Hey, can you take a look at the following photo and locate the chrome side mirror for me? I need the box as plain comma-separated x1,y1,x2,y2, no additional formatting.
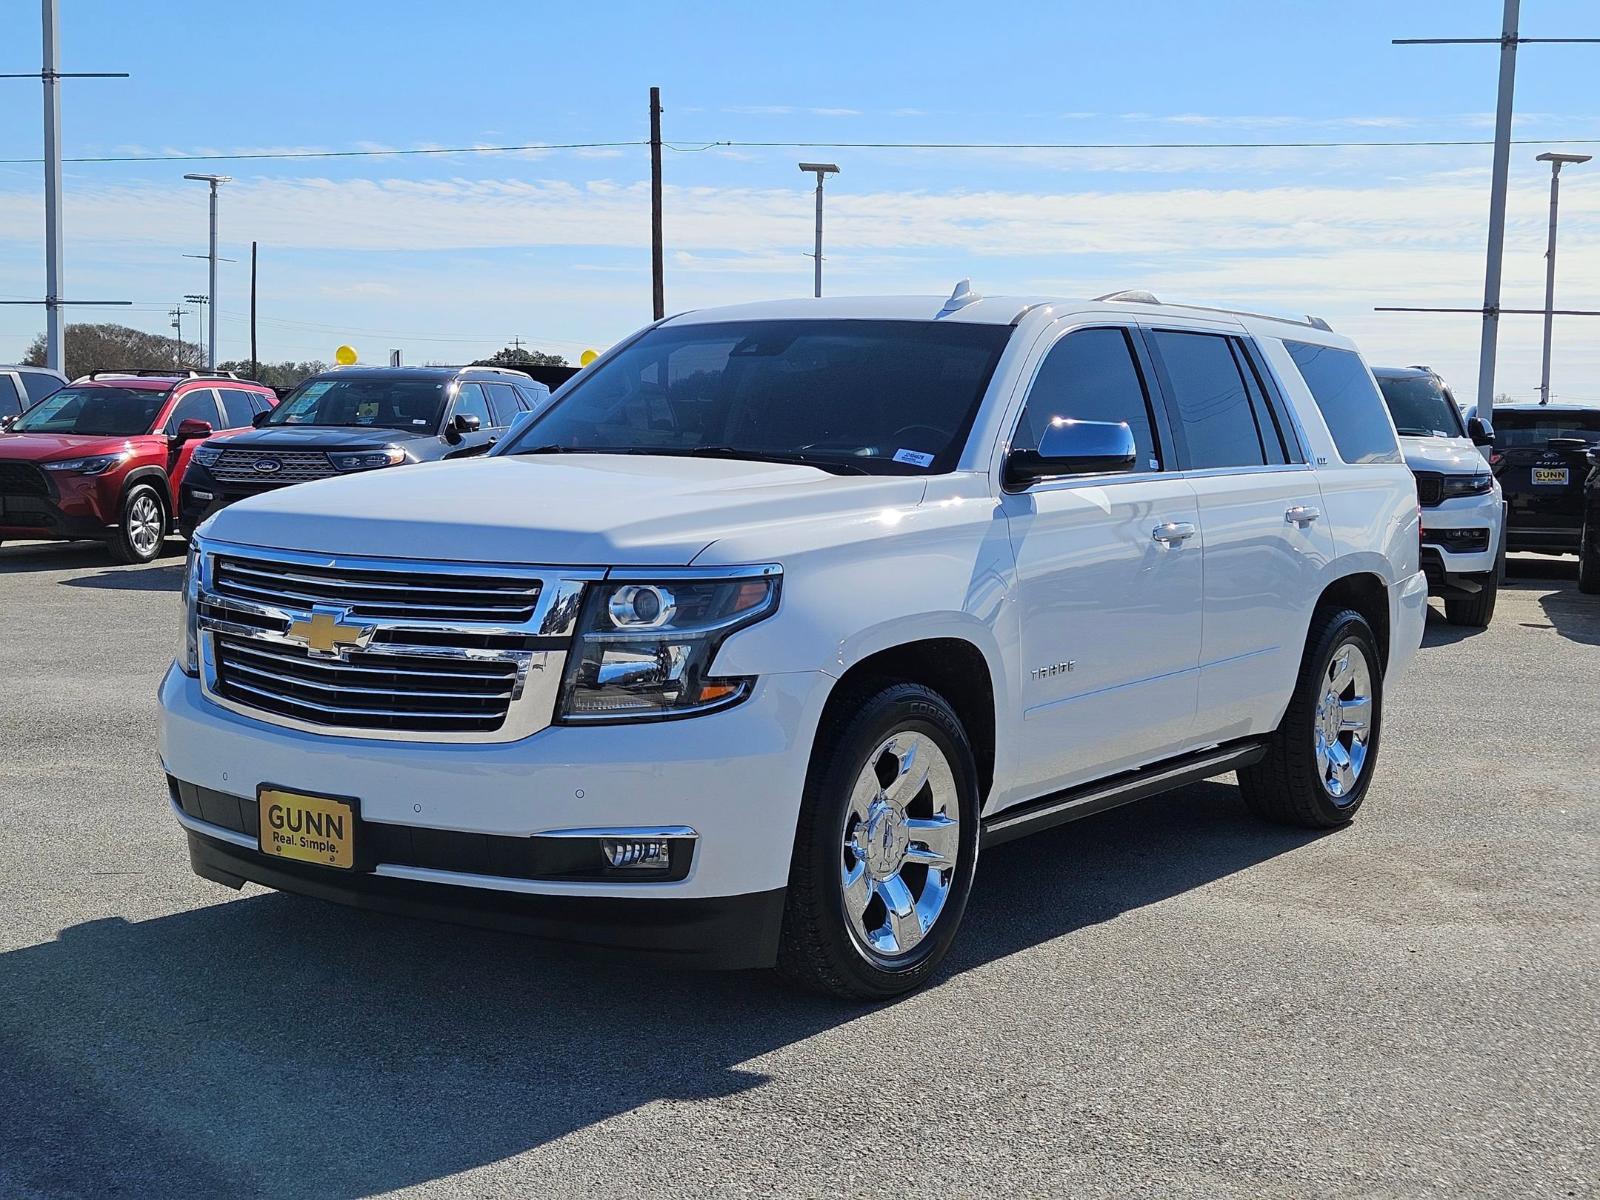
1005,418,1137,489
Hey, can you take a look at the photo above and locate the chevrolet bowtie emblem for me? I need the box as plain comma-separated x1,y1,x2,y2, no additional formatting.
287,607,372,656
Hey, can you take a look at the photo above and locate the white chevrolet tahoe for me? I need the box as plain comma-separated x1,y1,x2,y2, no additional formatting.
1373,365,1505,627
160,287,1428,999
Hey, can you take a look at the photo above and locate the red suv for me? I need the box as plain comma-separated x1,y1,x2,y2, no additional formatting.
0,371,276,562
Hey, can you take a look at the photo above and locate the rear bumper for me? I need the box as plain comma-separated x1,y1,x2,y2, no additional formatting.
184,823,786,969
1505,525,1581,554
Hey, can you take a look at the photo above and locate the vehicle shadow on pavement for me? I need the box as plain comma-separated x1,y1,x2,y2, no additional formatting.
0,539,185,579
59,562,185,592
1503,556,1598,647
0,782,1320,1199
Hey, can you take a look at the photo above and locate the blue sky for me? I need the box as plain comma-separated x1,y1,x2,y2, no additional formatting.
2,0,1598,398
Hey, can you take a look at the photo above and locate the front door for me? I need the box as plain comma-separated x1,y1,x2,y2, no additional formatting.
1000,324,1203,802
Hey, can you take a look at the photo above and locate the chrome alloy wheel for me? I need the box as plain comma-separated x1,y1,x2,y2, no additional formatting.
839,731,961,961
126,492,164,558
1314,639,1374,802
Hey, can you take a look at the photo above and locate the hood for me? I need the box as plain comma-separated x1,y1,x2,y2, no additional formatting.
202,453,931,566
0,430,143,461
215,424,438,450
1399,435,1486,474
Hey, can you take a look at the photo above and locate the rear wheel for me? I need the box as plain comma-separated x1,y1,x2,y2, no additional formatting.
110,484,166,564
1239,606,1383,829
776,683,980,1001
1579,519,1600,595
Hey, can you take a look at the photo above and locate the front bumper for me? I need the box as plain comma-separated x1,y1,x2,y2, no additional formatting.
0,472,115,538
1418,491,1503,586
159,663,832,949
178,465,276,533
183,824,786,969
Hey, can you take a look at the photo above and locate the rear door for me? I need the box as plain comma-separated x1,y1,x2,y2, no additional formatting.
999,321,1203,799
1142,322,1335,743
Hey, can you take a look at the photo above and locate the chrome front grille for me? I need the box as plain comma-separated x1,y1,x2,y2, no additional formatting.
210,448,337,484
194,540,596,743
213,555,542,623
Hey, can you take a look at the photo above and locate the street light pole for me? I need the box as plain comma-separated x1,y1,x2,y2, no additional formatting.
798,162,839,298
183,173,230,369
41,0,64,371
1536,151,1590,405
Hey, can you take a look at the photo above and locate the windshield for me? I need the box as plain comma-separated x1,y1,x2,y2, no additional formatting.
1492,409,1600,448
11,386,165,436
502,319,1013,474
1376,375,1465,438
266,377,447,431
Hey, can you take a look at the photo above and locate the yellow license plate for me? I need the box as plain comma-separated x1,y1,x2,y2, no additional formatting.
258,788,355,870
1532,467,1568,485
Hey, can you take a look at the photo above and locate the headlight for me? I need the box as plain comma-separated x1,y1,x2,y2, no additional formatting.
178,541,202,676
1439,471,1493,500
328,447,406,471
558,569,781,722
43,452,129,475
190,445,223,467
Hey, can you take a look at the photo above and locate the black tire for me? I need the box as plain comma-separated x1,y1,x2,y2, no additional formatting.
109,483,167,564
776,682,981,1001
1443,572,1498,627
1238,606,1384,829
1579,519,1600,595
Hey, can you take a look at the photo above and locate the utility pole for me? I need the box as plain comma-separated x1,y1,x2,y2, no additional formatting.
250,240,259,380
183,174,230,369
169,306,185,367
1535,152,1589,405
184,294,208,368
650,86,664,321
798,163,840,297
1389,2,1600,421
0,0,129,371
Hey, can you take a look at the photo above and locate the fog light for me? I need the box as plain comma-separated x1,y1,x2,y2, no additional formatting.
191,490,214,502
601,838,671,870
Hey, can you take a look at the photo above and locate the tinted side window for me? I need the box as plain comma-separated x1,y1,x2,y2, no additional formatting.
20,370,63,403
218,388,258,429
249,391,274,415
517,384,550,411
1231,342,1287,465
164,388,222,433
0,374,22,418
1151,330,1266,469
484,383,521,426
1283,341,1402,464
452,382,492,428
1013,327,1161,470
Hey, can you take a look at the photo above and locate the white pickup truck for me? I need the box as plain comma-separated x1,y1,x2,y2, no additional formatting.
160,287,1427,999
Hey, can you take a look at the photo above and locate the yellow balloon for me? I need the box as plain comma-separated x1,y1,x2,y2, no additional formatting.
580,349,599,367
334,344,358,366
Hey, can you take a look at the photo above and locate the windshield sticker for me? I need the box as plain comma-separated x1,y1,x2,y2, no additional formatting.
893,448,935,467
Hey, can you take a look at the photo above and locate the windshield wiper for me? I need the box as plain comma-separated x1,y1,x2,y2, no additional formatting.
677,445,870,475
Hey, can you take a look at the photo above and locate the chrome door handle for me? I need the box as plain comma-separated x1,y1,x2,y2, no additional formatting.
1285,505,1321,526
1152,521,1197,545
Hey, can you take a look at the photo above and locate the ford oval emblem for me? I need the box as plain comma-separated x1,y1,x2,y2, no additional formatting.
253,457,282,475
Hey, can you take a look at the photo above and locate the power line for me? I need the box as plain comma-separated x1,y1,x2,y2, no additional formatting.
5,135,1600,166
0,140,647,164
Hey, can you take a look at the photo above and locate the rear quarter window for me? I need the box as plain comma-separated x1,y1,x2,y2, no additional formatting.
1283,341,1402,465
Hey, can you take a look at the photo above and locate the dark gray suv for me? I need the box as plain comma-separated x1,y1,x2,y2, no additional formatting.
177,365,549,537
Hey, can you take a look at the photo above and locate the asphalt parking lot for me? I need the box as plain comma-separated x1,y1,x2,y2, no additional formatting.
0,539,1595,1200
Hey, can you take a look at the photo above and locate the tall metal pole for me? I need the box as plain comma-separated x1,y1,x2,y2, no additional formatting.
813,173,824,298
41,0,64,372
250,240,258,380
649,86,664,321
1474,0,1520,424
206,180,218,369
1539,161,1562,405
798,163,839,298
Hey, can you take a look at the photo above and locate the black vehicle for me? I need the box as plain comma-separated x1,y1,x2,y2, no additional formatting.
1580,444,1600,594
178,365,549,537
1479,401,1600,562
